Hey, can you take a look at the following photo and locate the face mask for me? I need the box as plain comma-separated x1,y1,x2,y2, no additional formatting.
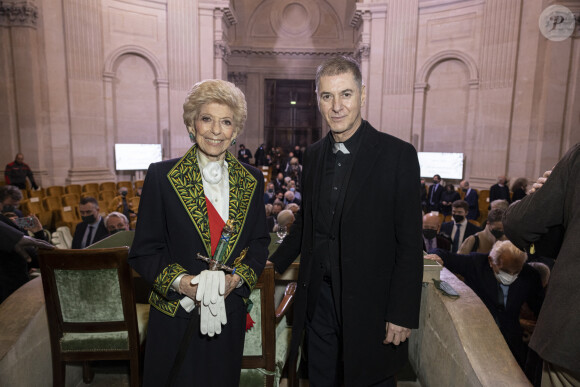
2,205,15,213
422,229,437,240
121,191,128,197
268,189,274,193
494,270,518,286
453,214,465,223
290,188,295,192
82,214,96,224
490,229,504,240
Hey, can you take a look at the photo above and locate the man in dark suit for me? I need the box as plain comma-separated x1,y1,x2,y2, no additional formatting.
460,180,480,220
440,200,481,253
427,174,443,212
237,144,252,164
504,143,580,385
270,56,423,386
71,197,108,249
489,175,511,207
426,241,543,368
422,212,451,252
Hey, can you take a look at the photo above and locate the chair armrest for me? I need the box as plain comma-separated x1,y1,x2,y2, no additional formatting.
275,282,297,324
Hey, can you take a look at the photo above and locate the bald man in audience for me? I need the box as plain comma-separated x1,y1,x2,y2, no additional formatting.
274,209,295,232
104,211,130,234
425,240,543,369
489,175,511,208
422,212,451,252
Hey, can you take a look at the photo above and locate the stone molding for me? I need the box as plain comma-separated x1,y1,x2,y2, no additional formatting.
228,71,247,86
103,44,167,82
215,40,231,60
0,1,38,28
230,48,354,57
416,49,479,86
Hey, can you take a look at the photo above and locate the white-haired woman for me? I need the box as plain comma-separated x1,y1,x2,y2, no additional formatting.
129,79,269,386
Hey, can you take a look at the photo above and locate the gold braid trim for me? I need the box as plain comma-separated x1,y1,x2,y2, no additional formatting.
233,248,258,291
149,263,187,317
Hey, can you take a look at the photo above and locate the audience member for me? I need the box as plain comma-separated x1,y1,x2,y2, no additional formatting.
287,180,301,201
264,182,275,204
2,211,49,272
420,178,428,212
489,175,511,207
271,200,283,219
254,144,267,166
0,216,53,303
440,200,481,253
4,153,39,190
285,157,302,186
460,180,479,220
237,144,252,164
511,177,528,202
440,183,460,217
458,208,506,254
105,211,130,234
503,143,580,386
265,203,275,232
108,186,133,219
293,145,303,164
283,190,300,206
72,197,108,249
0,185,24,217
425,240,544,368
422,212,451,252
285,203,300,214
272,172,286,193
491,199,509,212
427,174,443,212
274,209,295,232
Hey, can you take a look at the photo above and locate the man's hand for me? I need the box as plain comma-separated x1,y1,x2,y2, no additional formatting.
13,235,53,263
178,274,198,300
384,322,411,345
424,254,443,265
26,215,43,233
529,170,552,194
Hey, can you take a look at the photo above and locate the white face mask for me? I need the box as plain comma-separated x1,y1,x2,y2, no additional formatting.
494,270,518,286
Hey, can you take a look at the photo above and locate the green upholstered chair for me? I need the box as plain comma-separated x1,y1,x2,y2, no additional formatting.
240,263,298,387
38,247,149,387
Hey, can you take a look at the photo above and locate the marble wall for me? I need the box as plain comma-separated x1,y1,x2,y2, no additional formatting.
0,0,578,189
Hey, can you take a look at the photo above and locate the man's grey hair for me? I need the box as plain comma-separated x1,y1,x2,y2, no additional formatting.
489,240,527,265
105,211,129,226
315,56,363,93
0,185,23,202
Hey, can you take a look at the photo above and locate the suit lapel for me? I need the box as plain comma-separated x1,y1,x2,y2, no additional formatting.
342,125,381,216
224,151,257,264
167,145,212,257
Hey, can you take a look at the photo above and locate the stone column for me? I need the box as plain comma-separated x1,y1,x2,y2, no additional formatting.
0,0,48,185
198,2,236,80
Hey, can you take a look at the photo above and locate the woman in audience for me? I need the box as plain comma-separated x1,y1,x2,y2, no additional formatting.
458,208,507,254
129,79,269,386
440,183,460,217
511,177,528,201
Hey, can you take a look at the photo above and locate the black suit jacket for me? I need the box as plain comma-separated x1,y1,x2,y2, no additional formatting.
434,249,543,365
270,122,423,385
440,220,480,245
463,188,480,220
489,183,511,205
427,183,444,211
71,218,109,249
0,218,29,303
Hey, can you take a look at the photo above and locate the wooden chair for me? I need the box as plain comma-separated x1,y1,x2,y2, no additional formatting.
27,188,45,199
38,247,149,387
46,185,65,197
81,191,98,199
82,183,99,193
99,190,116,205
99,181,116,192
468,219,481,228
134,180,145,190
64,184,82,196
240,263,297,387
129,196,140,214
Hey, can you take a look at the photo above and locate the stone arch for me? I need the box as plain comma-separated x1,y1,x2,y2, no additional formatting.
417,50,478,86
103,45,167,81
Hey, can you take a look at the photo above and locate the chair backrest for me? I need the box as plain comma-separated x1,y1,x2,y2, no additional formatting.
64,184,82,195
61,193,80,207
82,183,99,193
46,185,65,197
38,247,140,361
99,190,116,204
99,182,116,192
134,180,145,190
28,188,45,199
43,195,63,212
129,196,140,214
241,264,276,380
82,191,98,199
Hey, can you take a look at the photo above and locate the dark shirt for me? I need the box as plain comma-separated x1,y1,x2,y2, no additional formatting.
4,161,38,190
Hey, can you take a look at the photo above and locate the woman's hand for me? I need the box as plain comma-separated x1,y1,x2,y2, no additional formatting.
224,274,242,298
178,274,198,300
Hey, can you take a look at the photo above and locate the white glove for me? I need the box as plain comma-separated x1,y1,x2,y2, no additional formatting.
191,270,227,336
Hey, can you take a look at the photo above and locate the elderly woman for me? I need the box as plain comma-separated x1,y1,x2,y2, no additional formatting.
129,79,269,386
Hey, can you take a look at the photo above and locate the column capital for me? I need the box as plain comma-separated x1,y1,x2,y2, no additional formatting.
0,1,38,28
